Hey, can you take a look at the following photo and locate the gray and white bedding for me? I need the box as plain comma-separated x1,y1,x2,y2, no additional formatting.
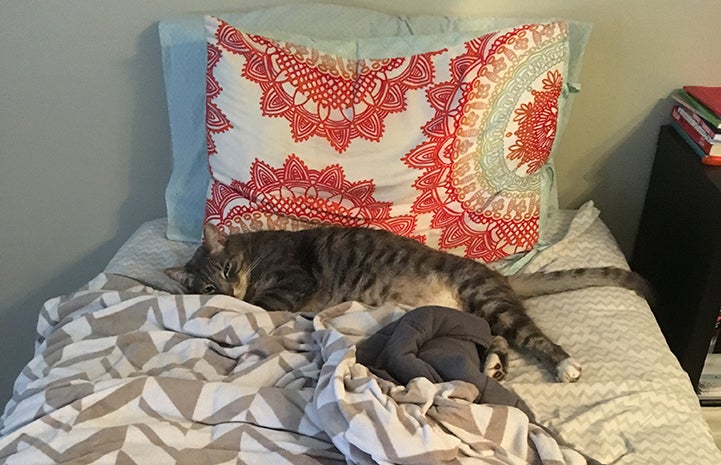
1,203,719,464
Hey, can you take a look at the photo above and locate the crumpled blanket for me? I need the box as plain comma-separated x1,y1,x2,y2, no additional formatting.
356,305,533,417
90,207,721,465
314,301,589,465
0,274,589,465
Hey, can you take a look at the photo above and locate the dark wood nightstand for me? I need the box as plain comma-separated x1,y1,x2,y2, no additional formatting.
631,125,721,393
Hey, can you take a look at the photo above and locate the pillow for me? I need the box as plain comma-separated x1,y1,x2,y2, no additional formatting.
158,4,591,244
203,16,570,262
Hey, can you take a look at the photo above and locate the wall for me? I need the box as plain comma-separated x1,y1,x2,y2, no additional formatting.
1,0,720,409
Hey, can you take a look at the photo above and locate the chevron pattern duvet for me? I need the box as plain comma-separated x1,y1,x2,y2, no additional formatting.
1,203,719,464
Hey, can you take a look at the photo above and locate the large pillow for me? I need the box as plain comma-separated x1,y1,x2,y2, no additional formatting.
158,4,591,245
204,16,570,262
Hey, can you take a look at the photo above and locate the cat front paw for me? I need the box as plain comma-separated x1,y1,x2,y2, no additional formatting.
556,357,582,383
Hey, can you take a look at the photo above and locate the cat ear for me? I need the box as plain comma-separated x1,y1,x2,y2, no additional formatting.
203,223,227,255
164,266,193,289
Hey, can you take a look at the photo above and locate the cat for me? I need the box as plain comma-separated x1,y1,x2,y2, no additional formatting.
165,223,652,383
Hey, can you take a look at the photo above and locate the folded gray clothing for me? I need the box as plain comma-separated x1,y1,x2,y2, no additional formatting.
355,305,533,418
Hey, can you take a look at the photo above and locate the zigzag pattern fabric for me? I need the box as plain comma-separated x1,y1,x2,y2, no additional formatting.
1,204,719,464
0,276,586,464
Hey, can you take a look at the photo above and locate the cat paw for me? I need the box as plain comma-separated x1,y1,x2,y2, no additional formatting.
483,353,507,381
556,357,582,383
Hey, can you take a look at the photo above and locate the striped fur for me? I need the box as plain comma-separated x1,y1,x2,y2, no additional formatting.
165,224,651,382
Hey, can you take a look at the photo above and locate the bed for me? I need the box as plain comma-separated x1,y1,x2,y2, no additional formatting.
1,4,720,465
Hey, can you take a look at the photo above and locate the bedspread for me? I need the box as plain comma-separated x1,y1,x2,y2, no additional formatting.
2,203,721,464
0,274,587,464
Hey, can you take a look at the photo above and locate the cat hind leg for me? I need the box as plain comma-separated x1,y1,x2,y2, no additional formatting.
488,304,582,383
556,357,582,383
483,335,509,381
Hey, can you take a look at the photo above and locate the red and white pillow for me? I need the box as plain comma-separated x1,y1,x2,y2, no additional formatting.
203,16,569,262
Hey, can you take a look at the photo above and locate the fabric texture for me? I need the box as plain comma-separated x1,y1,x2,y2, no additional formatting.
158,4,592,243
0,206,717,463
356,305,533,416
103,205,721,464
0,275,587,465
204,16,570,262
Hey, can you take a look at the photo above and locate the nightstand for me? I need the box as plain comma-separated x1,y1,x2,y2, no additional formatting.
631,125,721,393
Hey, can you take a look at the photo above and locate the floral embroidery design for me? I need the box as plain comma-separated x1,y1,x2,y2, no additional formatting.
403,23,567,261
507,70,563,174
205,17,568,262
205,154,419,238
209,18,440,153
206,43,232,156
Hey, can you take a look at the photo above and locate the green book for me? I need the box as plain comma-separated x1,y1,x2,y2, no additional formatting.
672,89,721,129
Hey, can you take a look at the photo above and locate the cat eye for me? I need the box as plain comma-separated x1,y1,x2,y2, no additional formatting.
200,284,216,294
223,262,233,278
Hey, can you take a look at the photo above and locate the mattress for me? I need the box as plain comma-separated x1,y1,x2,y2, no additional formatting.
0,203,719,464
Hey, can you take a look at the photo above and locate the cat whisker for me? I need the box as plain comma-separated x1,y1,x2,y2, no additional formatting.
247,253,267,276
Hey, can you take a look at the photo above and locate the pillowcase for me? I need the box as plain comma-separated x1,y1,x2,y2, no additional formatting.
203,16,570,262
158,4,591,244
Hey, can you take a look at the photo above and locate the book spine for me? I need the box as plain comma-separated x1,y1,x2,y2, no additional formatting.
669,121,713,162
676,106,719,145
685,106,721,141
672,90,721,129
671,106,720,156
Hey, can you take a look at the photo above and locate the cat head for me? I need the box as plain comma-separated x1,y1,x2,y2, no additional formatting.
164,223,250,298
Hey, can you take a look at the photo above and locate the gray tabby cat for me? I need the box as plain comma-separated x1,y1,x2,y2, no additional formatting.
165,224,652,383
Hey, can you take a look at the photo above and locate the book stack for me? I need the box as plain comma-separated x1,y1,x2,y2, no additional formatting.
670,86,721,166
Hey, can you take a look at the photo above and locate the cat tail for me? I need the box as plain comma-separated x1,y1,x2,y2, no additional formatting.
506,266,656,307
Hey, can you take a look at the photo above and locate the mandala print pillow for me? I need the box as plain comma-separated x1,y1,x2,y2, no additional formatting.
204,16,569,262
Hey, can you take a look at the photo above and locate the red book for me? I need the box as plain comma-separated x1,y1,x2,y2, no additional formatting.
685,105,721,141
671,105,721,156
684,85,721,116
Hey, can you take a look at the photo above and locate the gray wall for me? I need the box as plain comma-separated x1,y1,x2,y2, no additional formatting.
2,0,721,409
